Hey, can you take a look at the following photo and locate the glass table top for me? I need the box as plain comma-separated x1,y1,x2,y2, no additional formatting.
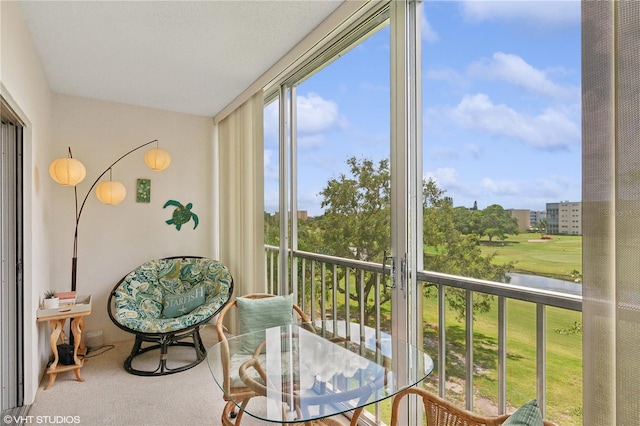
208,321,434,424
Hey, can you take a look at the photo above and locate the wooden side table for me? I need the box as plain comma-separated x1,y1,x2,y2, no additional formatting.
37,302,92,389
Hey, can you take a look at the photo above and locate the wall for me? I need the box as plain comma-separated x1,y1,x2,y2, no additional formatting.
1,0,339,400
508,209,531,232
1,0,54,405
2,1,217,403
50,94,215,344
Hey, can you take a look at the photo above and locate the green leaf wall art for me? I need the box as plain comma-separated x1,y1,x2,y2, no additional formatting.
136,178,151,203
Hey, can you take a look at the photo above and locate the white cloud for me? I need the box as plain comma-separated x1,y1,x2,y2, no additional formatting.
425,167,483,202
425,167,460,189
449,93,579,150
263,101,279,143
481,178,519,195
468,52,579,101
422,9,439,43
532,175,578,199
297,191,323,216
264,93,348,151
516,175,581,209
263,190,279,214
297,92,346,135
424,66,468,88
298,134,326,150
460,0,580,28
263,149,278,180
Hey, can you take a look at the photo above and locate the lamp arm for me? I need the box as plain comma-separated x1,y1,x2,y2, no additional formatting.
70,139,158,291
74,139,158,227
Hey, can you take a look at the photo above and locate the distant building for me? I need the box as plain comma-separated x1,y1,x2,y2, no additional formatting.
546,201,582,235
507,209,530,232
530,210,546,228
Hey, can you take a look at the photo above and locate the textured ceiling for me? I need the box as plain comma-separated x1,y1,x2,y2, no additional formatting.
18,1,344,117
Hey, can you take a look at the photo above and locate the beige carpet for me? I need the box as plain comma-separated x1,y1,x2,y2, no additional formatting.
27,325,276,426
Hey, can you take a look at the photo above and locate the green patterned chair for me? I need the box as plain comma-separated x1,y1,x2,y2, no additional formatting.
108,256,233,376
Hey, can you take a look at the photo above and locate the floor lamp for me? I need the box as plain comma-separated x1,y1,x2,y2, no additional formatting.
49,139,171,293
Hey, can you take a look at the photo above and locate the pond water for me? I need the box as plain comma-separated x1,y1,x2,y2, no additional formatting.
506,272,582,296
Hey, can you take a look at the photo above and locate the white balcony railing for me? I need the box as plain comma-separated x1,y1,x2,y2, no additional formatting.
265,245,583,424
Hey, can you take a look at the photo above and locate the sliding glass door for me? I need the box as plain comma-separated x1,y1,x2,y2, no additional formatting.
263,2,423,423
1,104,25,411
263,0,426,344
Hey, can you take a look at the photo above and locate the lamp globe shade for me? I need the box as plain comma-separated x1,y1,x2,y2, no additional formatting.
144,148,171,171
49,158,87,186
95,181,126,205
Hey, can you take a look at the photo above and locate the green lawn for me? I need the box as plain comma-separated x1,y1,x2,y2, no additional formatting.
313,232,584,424
422,293,582,425
321,284,583,425
478,233,582,281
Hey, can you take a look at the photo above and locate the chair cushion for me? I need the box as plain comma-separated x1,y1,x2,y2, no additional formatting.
162,284,205,318
112,257,232,333
503,400,544,426
237,294,294,354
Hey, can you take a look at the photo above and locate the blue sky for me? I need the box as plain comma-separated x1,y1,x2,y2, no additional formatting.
264,0,581,216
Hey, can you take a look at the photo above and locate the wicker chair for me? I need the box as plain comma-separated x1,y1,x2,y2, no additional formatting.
385,387,557,426
215,293,311,426
108,256,233,376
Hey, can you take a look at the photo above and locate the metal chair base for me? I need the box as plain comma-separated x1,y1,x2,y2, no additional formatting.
124,326,206,376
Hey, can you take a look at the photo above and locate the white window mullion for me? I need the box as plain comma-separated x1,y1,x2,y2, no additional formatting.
408,0,423,350
278,85,290,295
390,0,410,343
391,0,422,424
290,85,298,298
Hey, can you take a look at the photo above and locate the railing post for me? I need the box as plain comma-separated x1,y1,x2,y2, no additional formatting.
332,264,338,327
321,263,327,319
498,296,507,414
300,258,307,312
375,273,381,340
536,303,546,417
465,289,474,411
310,260,316,322
438,284,446,398
359,269,366,343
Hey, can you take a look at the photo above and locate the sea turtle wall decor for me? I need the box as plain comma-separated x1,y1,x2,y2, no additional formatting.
163,199,199,230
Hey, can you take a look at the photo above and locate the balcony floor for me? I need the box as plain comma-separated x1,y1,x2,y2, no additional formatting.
28,326,251,425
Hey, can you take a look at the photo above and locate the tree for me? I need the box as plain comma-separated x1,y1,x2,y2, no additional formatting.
312,158,513,323
316,157,391,323
264,212,280,246
318,157,390,262
453,206,483,237
422,181,513,319
479,204,519,242
535,217,549,235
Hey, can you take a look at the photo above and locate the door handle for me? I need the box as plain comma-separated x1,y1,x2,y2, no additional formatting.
400,253,406,292
382,250,395,288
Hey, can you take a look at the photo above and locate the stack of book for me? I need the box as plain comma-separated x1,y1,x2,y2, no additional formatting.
55,291,77,306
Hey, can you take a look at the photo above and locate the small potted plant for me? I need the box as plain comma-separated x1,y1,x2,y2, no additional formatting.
43,290,59,309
